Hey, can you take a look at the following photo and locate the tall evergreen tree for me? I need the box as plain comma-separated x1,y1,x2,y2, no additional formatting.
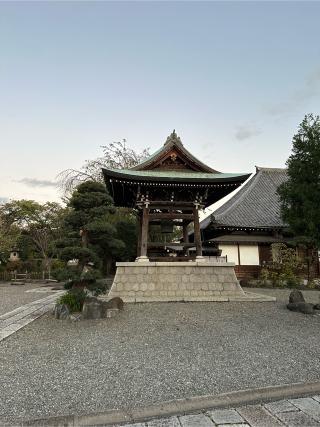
58,181,132,273
278,114,320,247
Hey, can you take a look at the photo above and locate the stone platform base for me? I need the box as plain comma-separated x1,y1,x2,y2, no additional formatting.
105,262,275,303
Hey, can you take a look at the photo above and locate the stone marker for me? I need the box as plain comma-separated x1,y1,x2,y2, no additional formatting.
54,304,70,320
287,290,315,314
82,297,105,319
54,297,123,320
82,297,123,320
289,289,305,304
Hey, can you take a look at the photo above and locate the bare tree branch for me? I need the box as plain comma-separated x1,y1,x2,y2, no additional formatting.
57,140,150,196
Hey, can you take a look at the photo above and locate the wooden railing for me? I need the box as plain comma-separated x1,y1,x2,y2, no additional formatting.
0,271,51,282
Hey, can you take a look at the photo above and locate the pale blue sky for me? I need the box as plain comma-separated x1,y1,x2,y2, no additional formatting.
1,1,320,203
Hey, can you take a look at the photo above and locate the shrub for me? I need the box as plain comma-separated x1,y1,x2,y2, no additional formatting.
52,267,80,282
62,269,107,297
88,280,108,296
258,243,302,288
58,289,87,312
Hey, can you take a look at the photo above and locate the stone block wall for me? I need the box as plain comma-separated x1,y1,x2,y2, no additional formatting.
106,262,246,302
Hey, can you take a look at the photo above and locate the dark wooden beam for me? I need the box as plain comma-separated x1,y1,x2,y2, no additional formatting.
143,201,195,207
147,242,195,248
148,220,193,226
149,213,194,220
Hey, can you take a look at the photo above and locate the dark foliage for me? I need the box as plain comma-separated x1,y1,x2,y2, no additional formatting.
278,114,320,247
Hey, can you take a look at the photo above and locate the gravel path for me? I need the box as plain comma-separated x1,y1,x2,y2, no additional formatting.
1,288,320,424
246,287,320,303
0,282,56,316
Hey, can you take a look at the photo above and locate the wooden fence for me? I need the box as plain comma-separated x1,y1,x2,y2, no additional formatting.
0,271,51,281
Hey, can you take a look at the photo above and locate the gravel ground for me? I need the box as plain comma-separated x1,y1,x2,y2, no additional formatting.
1,288,320,424
0,282,55,315
247,287,320,303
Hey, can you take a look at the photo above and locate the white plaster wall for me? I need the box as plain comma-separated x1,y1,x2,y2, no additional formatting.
219,244,239,265
239,244,259,265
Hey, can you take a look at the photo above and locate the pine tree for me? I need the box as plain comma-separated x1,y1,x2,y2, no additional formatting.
278,114,320,246
58,181,127,273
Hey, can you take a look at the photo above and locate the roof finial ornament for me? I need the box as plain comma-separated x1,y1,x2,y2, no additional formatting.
164,129,183,146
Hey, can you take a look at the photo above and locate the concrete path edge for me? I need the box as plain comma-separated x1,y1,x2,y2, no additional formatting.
21,380,320,426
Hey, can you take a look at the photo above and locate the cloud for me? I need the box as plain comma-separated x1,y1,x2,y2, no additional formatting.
235,125,261,141
15,178,57,188
265,67,320,117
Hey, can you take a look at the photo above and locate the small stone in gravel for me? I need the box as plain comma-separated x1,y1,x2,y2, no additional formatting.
106,308,119,318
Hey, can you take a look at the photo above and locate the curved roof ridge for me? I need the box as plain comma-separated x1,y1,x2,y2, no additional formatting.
213,172,256,219
131,131,218,173
255,165,287,172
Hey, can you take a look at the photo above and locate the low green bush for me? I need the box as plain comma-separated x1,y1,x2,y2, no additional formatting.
51,267,80,282
58,289,87,312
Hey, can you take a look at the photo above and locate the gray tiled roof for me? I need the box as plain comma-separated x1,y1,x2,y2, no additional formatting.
200,167,288,229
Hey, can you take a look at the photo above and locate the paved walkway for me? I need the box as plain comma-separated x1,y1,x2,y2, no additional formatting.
125,396,320,426
0,291,63,342
0,281,59,315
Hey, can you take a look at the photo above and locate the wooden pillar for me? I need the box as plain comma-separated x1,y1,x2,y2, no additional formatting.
183,221,189,243
183,221,189,256
193,207,202,257
136,212,142,258
140,206,149,258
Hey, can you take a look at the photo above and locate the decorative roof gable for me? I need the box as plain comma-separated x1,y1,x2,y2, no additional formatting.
131,130,219,173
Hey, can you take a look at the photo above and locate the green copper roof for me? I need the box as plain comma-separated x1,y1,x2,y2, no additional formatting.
102,167,250,183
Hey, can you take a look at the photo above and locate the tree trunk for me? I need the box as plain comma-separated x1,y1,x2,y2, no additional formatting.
105,256,113,275
81,228,88,248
